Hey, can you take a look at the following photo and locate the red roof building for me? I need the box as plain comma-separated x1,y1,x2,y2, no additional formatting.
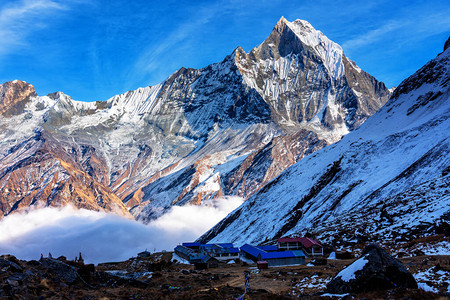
277,237,324,256
257,261,268,269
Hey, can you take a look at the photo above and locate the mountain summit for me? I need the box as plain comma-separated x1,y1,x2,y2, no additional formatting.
0,18,390,221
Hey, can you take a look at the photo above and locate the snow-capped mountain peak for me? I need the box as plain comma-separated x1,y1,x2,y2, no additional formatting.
265,17,345,79
287,19,344,78
106,84,163,116
0,17,390,224
200,38,450,248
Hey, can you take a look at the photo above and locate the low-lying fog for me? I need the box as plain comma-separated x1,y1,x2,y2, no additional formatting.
0,197,243,263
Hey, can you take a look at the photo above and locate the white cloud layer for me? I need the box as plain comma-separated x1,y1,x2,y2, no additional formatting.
0,196,243,264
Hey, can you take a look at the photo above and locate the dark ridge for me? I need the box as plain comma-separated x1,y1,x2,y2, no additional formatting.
0,149,50,181
329,180,362,212
407,90,443,115
363,139,449,203
273,157,343,239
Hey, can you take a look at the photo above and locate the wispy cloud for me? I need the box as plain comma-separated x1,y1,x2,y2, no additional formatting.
342,21,404,50
342,11,450,53
130,3,221,85
0,0,68,56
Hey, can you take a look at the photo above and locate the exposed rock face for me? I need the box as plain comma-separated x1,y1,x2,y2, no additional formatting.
0,80,36,117
0,131,131,218
444,36,450,51
326,244,417,293
0,257,23,273
0,18,390,221
222,129,328,198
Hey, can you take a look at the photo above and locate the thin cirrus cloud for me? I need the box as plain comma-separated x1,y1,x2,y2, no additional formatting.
0,0,68,56
342,11,450,54
127,0,273,88
342,21,405,51
128,2,224,87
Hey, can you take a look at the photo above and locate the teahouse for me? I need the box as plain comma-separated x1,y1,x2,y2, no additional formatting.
277,237,324,256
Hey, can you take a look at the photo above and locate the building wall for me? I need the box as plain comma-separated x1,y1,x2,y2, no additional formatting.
277,242,302,250
214,253,240,261
240,251,258,262
266,257,305,267
174,249,190,261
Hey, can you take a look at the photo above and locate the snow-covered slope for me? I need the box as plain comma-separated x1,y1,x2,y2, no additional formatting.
0,18,390,221
200,39,450,246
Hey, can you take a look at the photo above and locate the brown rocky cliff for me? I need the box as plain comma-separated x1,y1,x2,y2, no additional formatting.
224,129,328,198
0,134,131,219
0,80,37,116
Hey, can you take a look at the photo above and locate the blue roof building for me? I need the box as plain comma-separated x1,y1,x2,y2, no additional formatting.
200,243,240,260
216,243,234,248
256,245,278,252
175,242,239,263
240,244,266,260
182,242,201,249
240,244,306,267
174,245,203,262
257,250,305,267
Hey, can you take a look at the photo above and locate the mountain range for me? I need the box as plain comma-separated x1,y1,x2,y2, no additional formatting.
200,37,450,247
0,17,391,222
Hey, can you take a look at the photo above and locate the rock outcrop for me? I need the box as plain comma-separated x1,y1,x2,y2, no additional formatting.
326,244,417,293
40,258,79,284
0,80,36,117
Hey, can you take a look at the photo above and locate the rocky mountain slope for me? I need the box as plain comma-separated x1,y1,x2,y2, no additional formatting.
200,38,450,246
0,18,390,221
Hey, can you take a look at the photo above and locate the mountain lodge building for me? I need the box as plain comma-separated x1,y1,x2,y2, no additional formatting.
277,237,324,256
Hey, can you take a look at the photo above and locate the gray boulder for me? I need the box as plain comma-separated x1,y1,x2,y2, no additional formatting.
40,258,78,284
0,257,23,273
326,244,417,293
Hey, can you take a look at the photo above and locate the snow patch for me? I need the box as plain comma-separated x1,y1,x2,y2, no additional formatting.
336,255,369,282
416,241,450,255
286,19,345,79
417,282,438,293
321,293,350,298
328,252,336,260
171,253,190,265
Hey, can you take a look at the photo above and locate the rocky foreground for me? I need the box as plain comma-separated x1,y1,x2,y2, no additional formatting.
1,242,449,299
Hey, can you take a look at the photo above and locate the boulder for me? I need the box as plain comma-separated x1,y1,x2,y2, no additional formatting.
76,264,95,282
40,258,78,284
335,251,353,259
326,244,417,293
0,257,23,273
56,256,67,262
311,258,327,266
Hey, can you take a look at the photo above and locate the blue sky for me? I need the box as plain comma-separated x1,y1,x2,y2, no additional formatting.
0,0,449,102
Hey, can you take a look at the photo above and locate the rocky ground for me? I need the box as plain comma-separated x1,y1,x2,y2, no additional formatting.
1,242,449,299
